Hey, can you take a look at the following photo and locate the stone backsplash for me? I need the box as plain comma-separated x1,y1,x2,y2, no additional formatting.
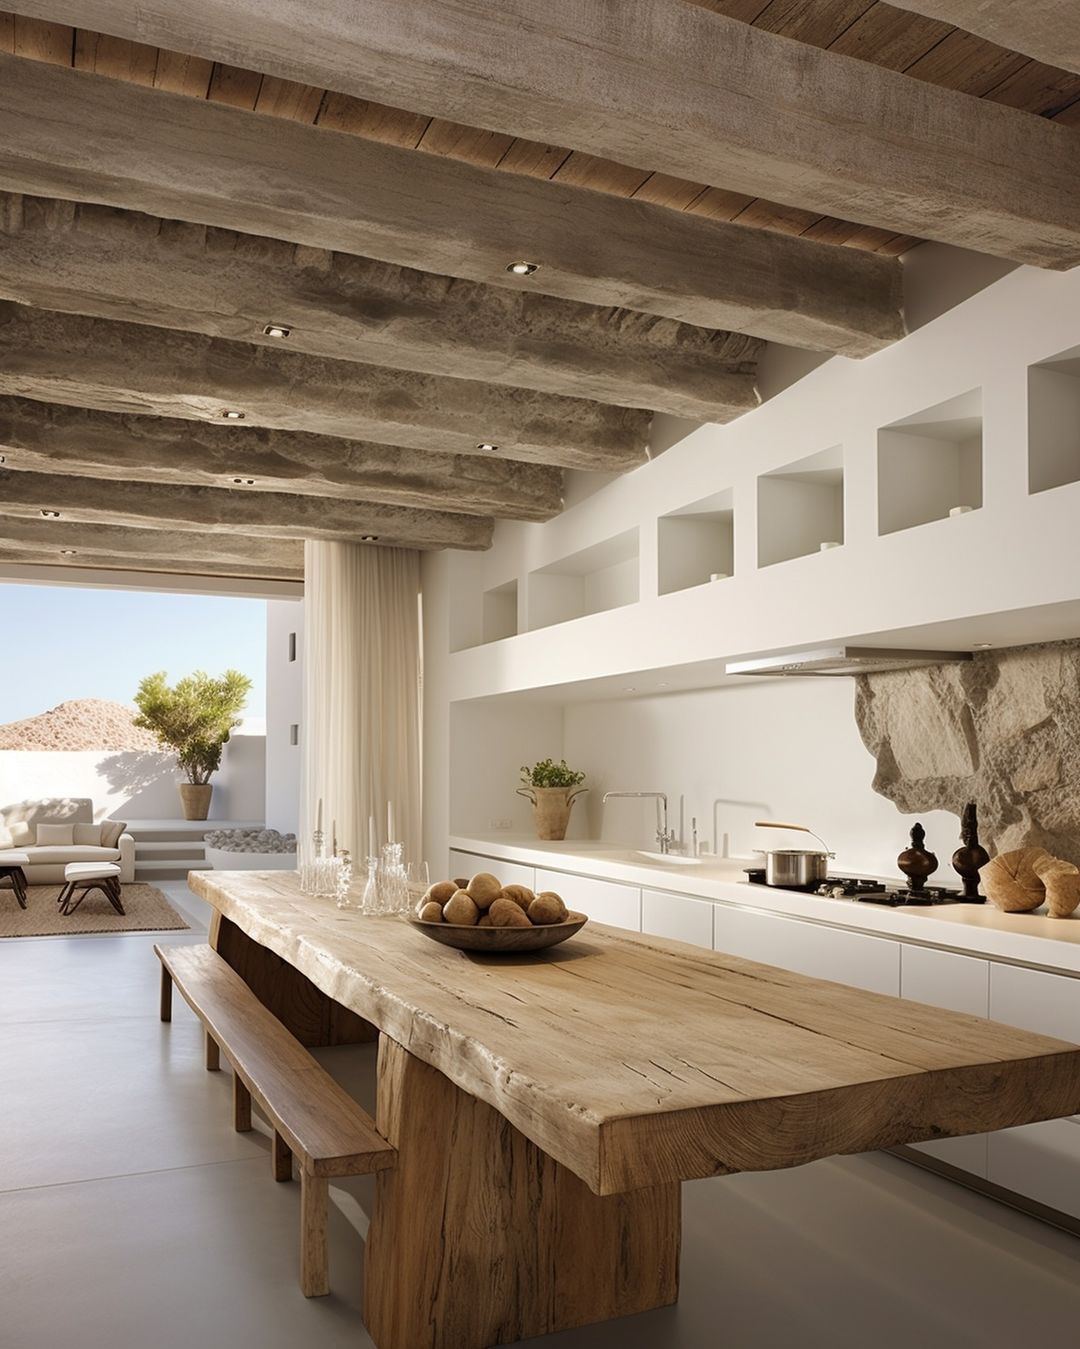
855,640,1080,866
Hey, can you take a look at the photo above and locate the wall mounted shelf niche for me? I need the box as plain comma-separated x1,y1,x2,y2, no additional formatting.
482,579,518,643
878,390,983,535
658,490,734,595
758,445,844,567
1029,345,1080,495
527,529,639,631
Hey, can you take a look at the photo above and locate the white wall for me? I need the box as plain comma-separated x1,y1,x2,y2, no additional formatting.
0,734,266,821
265,597,304,834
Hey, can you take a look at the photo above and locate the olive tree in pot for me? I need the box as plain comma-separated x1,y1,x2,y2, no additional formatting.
133,669,253,821
518,760,587,841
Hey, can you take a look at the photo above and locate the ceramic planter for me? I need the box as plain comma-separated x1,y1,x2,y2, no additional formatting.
517,785,587,841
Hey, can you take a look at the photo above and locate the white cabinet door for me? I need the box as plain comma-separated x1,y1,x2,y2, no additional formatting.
448,850,535,892
987,962,1080,1218
641,890,713,949
712,904,900,995
900,945,990,1177
535,868,641,931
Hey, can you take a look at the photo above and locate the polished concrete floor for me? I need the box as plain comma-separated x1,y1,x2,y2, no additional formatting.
4,882,1080,1348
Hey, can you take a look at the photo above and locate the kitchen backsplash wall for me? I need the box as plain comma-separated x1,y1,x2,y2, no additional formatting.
559,679,957,878
857,639,1080,866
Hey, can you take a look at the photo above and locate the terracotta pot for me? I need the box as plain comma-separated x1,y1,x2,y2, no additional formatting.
179,783,213,821
516,785,587,841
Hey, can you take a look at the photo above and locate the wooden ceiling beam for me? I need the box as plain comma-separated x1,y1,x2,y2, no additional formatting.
4,2,1079,266
0,512,304,578
0,194,762,424
0,302,645,471
0,397,563,523
0,53,904,355
0,468,494,551
884,3,1080,78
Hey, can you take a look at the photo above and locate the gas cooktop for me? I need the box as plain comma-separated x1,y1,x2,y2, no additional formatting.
743,870,985,906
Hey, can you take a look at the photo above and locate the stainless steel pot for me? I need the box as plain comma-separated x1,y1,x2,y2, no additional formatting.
755,821,836,888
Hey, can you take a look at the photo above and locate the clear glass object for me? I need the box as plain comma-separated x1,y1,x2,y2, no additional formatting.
359,855,381,915
377,842,409,915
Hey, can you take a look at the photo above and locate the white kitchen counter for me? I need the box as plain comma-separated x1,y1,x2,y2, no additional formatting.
449,834,1080,976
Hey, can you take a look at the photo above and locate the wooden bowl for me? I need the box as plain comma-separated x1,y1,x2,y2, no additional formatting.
407,911,588,953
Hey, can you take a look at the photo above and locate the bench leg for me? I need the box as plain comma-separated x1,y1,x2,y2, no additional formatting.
233,1076,252,1132
159,965,173,1022
205,1032,220,1072
105,876,125,916
273,1130,294,1182
300,1171,330,1298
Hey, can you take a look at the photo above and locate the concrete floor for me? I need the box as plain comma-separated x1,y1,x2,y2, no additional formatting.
4,883,1080,1348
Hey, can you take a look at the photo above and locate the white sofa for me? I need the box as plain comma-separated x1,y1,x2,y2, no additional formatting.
0,798,135,884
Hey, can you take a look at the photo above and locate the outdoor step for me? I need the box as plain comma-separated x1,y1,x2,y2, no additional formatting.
135,858,213,882
134,841,207,861
125,820,264,843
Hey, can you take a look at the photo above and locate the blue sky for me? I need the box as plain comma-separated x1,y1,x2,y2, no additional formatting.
0,585,267,723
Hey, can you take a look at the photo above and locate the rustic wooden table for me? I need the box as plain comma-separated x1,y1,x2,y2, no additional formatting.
189,870,1080,1349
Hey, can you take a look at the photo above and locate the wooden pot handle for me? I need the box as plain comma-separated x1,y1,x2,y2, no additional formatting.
516,787,537,805
567,788,589,805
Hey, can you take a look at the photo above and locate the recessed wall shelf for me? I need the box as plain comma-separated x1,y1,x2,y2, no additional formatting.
527,529,639,631
1029,346,1080,495
658,490,735,595
482,579,518,643
758,446,844,567
878,390,983,535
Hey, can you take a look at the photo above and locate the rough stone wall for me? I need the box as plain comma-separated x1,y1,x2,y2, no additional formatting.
855,640,1080,866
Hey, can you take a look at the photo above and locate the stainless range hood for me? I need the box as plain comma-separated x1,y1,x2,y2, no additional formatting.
725,646,973,677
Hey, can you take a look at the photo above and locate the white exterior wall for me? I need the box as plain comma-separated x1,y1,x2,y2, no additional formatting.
265,596,304,834
422,258,1080,877
0,735,266,821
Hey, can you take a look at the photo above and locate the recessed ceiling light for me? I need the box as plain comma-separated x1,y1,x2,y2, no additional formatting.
506,260,539,276
0,454,6,464
59,549,77,556
263,323,292,339
231,477,256,486
40,509,61,518
476,442,499,453
359,534,379,543
220,409,246,420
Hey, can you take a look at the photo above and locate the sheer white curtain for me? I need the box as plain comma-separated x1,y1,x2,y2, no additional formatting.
300,541,422,865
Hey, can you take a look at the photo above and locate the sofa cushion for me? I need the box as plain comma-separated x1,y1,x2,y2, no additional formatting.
37,822,76,846
100,820,127,849
24,846,122,865
8,821,33,847
73,823,102,846
0,823,12,849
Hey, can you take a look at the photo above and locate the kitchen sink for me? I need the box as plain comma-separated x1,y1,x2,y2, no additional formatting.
635,850,703,866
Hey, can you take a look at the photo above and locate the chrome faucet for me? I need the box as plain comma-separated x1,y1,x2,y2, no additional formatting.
602,791,678,854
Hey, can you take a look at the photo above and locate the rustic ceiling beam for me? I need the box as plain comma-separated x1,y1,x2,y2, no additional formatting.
0,302,644,471
884,2,1080,77
0,397,563,523
4,2,1079,267
0,468,494,551
0,54,905,355
0,513,304,579
0,194,762,424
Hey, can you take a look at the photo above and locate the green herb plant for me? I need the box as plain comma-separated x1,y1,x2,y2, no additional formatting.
520,759,586,789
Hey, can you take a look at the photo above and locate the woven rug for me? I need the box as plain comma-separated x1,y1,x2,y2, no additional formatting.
0,883,190,938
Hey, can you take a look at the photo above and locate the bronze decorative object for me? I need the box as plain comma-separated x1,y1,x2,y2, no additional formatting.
951,802,989,901
898,822,938,894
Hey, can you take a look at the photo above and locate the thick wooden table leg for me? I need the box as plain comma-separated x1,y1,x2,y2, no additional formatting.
272,1130,294,1182
205,1032,220,1072
300,1170,330,1297
365,1037,681,1349
159,964,172,1022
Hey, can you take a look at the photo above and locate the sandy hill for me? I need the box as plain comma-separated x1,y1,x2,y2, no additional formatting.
0,699,162,752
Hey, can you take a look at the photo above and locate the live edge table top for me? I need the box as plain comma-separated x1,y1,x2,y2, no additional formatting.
190,870,1080,1197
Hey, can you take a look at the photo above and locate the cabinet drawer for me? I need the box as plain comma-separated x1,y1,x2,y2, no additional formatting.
534,869,641,931
448,850,535,893
900,946,990,1177
712,904,900,996
989,962,1080,1042
641,890,713,949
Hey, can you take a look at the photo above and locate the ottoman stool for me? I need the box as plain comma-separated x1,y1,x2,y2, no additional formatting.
0,851,30,910
58,862,125,916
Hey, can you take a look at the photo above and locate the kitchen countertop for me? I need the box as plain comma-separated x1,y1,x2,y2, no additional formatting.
450,834,1080,976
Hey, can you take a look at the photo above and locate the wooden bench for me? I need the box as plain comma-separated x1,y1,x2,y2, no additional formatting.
154,942,396,1296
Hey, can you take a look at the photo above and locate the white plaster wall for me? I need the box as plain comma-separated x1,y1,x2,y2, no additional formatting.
0,734,266,821
265,597,303,833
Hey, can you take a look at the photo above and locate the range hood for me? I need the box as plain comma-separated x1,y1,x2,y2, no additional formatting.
725,646,973,677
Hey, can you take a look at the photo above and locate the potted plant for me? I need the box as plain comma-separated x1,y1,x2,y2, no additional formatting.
518,759,587,841
133,669,253,820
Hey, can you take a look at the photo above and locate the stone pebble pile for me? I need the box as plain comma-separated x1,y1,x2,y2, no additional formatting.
205,828,297,854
